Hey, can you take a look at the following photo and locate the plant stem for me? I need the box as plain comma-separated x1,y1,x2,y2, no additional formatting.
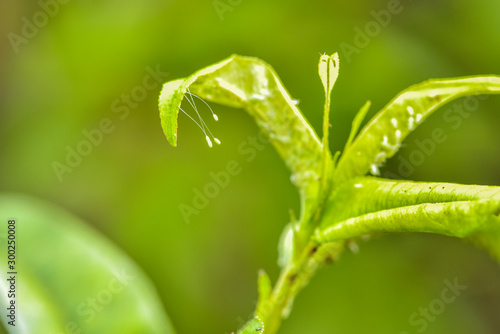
254,241,345,334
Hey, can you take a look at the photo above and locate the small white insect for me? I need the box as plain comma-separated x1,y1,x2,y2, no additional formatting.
408,116,415,130
381,135,399,153
391,118,398,128
370,163,380,176
250,93,266,101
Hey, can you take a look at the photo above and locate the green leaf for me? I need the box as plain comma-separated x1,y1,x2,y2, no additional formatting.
0,194,176,333
256,269,272,318
334,76,500,183
316,178,500,261
236,317,264,334
158,54,322,200
158,79,185,146
343,100,371,151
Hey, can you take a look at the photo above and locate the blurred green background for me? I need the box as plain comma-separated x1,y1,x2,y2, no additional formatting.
1,0,500,333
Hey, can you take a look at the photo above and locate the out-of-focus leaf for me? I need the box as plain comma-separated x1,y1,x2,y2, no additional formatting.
0,194,176,334
158,55,323,201
334,76,500,183
277,223,295,268
316,178,500,261
256,269,272,319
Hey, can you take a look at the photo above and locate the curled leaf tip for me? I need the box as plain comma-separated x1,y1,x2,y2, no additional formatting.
159,79,186,146
159,79,222,148
158,54,323,199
